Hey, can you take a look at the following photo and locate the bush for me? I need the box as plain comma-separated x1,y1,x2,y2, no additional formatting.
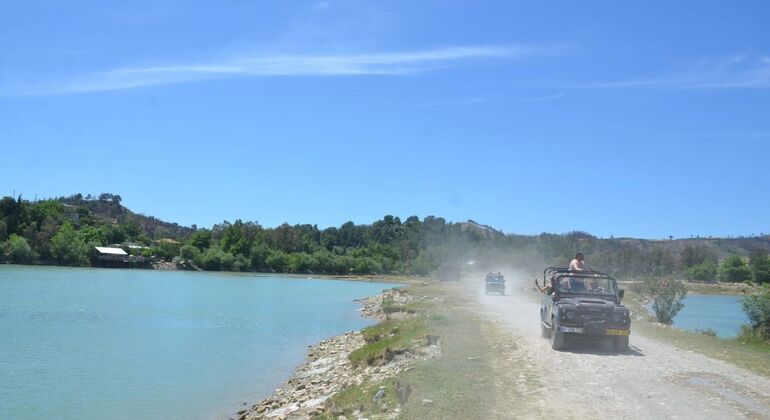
266,250,287,272
686,260,718,281
153,241,181,262
250,243,270,270
3,234,34,263
233,254,250,272
720,255,752,282
749,250,770,284
199,247,224,271
695,328,718,337
742,286,770,339
50,222,88,266
219,251,236,271
179,244,201,261
642,277,688,324
735,325,768,345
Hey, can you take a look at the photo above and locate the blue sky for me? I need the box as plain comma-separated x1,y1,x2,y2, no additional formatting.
2,1,769,239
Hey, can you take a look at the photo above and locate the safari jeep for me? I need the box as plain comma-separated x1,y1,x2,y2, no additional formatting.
485,272,506,295
539,268,630,352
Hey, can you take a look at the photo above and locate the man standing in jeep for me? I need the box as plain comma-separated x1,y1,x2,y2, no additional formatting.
569,252,591,272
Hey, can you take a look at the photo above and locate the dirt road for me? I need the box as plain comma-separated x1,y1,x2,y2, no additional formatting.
458,275,770,419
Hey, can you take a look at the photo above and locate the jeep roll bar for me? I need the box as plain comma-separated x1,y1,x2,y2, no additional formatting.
552,272,616,283
543,266,613,282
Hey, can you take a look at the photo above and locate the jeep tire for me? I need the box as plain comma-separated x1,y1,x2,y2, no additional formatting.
541,322,551,339
613,336,629,353
551,328,567,350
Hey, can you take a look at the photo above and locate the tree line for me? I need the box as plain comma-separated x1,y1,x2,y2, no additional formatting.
1,194,770,282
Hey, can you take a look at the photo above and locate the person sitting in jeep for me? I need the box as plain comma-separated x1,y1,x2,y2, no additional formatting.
587,278,601,292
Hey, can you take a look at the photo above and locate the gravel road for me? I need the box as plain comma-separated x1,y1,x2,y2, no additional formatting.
460,276,770,419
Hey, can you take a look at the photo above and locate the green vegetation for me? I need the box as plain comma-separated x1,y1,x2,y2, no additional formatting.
2,234,34,263
639,277,688,324
742,285,770,340
749,250,770,284
720,255,752,282
1,194,769,280
323,284,534,419
695,328,718,337
349,317,428,367
686,260,718,281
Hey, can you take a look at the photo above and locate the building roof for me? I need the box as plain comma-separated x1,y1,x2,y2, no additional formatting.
94,246,128,256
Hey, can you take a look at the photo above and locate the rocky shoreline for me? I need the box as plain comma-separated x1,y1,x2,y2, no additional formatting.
234,288,437,420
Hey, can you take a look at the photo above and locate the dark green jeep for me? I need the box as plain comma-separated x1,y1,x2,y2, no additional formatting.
538,268,631,352
485,272,505,295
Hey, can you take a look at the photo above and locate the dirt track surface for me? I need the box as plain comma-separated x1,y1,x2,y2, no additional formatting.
458,276,770,419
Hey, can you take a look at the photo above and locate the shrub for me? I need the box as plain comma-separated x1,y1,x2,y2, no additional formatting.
686,260,718,281
735,325,768,345
695,328,718,337
742,286,770,340
3,234,34,263
233,254,250,272
266,250,287,272
643,277,688,324
196,248,238,271
749,250,770,284
50,222,88,266
719,255,751,282
179,244,201,261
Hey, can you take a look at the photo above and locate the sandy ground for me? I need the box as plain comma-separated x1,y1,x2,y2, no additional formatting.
457,274,770,419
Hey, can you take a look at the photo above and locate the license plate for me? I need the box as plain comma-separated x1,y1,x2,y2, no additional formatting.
559,326,583,333
605,329,630,336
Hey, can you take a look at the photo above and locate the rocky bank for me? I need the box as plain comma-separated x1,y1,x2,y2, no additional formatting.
235,287,438,420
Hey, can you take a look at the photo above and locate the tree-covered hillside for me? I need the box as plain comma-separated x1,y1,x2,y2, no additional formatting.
1,193,769,282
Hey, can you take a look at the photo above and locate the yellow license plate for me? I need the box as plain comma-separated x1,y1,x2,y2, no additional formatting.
605,329,630,336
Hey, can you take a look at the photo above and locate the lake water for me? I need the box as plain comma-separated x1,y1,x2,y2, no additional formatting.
0,266,397,420
672,294,750,338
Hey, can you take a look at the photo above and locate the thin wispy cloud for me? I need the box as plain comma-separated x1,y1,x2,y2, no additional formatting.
418,96,492,107
514,92,565,102
10,45,538,95
573,54,770,90
312,1,331,13
418,92,564,108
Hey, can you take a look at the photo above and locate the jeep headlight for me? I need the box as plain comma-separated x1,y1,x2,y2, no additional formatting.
566,310,577,320
612,313,622,322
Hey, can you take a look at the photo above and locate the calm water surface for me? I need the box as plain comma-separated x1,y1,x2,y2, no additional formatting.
672,294,750,338
0,266,397,420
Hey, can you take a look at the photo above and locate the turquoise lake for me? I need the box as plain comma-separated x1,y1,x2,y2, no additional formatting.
672,294,750,338
0,266,397,420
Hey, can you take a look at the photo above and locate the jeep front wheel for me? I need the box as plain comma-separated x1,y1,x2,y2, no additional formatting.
613,336,629,353
551,328,567,350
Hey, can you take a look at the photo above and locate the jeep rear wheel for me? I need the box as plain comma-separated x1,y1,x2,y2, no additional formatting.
613,336,629,353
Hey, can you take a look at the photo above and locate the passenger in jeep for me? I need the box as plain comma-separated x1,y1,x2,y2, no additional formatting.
587,279,602,293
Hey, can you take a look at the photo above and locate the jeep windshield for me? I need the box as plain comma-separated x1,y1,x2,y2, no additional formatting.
555,274,617,296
